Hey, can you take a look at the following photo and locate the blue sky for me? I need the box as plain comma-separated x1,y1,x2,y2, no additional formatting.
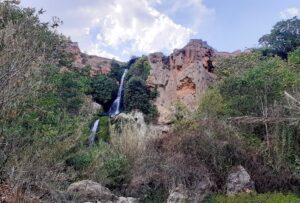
19,0,300,61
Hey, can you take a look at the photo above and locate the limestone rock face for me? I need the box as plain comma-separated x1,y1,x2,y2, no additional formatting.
226,165,255,195
64,42,122,75
66,180,116,202
110,111,170,138
147,39,216,124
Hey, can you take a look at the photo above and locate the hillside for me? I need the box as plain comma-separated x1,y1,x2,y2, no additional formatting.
1,2,300,203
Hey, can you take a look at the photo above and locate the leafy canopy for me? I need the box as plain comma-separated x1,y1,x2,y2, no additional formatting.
259,17,300,58
220,57,300,116
91,75,118,109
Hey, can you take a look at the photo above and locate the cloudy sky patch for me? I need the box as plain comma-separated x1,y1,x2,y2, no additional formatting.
20,0,300,61
280,8,300,19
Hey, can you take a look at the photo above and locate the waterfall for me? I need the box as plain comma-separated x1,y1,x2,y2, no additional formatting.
89,119,99,146
109,69,128,117
88,69,127,145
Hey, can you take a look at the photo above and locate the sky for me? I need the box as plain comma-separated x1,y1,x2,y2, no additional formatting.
18,0,300,61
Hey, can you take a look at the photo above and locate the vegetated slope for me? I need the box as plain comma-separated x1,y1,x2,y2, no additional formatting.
0,3,127,202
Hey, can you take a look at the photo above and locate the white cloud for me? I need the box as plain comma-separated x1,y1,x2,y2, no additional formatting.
89,44,121,61
94,0,194,53
20,0,213,60
160,0,215,32
280,8,300,19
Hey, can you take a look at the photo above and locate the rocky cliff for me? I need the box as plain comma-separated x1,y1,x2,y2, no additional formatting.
147,39,217,124
65,42,122,75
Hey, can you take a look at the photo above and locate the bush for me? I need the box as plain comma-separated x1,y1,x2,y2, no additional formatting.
91,75,118,110
214,52,262,80
58,72,85,114
98,116,110,142
103,152,129,187
197,88,228,118
65,151,93,170
205,193,300,203
289,47,300,66
127,56,151,81
130,120,251,197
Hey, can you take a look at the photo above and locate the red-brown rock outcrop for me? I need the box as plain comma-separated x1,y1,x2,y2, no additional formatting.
65,42,122,75
147,39,216,124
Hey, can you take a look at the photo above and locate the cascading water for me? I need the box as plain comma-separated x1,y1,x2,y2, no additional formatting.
88,69,128,145
109,69,128,117
89,119,99,146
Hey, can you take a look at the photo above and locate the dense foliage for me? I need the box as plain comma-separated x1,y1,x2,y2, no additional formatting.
259,17,300,58
124,56,158,122
0,2,65,118
0,3,128,202
91,75,118,110
126,55,151,80
220,57,300,116
289,47,300,66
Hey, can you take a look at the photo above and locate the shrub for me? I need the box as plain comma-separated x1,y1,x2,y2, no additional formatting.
91,75,118,110
65,151,93,170
127,56,151,81
103,152,129,187
197,88,228,118
58,72,85,114
98,116,110,142
205,193,300,203
214,52,262,80
289,47,300,66
130,120,251,197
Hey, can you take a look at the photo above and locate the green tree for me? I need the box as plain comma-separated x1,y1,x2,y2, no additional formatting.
220,57,300,116
91,75,118,110
259,17,300,58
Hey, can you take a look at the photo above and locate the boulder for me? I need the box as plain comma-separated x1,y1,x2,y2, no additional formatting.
226,165,255,195
110,111,170,138
92,102,102,111
167,188,190,203
116,197,139,203
66,180,116,202
167,177,212,203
